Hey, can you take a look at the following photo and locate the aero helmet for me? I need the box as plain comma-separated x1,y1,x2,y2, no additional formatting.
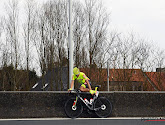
73,67,80,75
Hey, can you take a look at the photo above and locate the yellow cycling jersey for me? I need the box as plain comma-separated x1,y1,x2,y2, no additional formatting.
72,72,90,84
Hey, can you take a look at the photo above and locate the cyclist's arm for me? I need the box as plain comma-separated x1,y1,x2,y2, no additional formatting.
70,80,74,89
86,80,92,90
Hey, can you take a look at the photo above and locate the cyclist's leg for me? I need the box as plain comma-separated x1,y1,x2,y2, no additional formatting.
79,81,91,92
79,84,89,92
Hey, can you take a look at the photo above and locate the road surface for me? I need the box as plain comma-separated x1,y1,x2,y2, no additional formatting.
0,118,165,125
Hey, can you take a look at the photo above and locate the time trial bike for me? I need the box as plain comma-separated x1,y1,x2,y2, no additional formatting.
64,86,112,118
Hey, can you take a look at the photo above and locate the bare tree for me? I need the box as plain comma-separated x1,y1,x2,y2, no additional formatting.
4,0,20,90
136,42,151,70
152,49,165,90
4,0,20,69
72,1,86,67
23,0,36,71
0,19,3,56
52,0,68,90
22,0,37,89
84,0,110,77
32,3,47,76
32,0,68,90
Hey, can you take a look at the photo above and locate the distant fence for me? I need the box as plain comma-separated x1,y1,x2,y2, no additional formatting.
0,91,164,118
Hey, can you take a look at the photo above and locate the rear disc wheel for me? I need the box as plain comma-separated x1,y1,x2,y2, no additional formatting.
94,97,112,118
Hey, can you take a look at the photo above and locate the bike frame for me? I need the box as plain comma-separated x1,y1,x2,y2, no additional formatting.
72,89,100,111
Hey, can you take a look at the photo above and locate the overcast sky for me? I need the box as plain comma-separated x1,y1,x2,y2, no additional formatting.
102,0,165,50
0,0,165,50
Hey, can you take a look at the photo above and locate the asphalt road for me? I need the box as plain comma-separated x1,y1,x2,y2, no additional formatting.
0,118,165,125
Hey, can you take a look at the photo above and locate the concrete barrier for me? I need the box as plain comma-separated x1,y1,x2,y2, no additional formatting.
0,91,164,118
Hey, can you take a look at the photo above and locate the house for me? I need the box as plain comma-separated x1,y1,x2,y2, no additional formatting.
146,72,165,91
31,67,165,91
80,68,165,91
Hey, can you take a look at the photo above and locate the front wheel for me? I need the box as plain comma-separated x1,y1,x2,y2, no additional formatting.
94,97,112,118
64,97,83,118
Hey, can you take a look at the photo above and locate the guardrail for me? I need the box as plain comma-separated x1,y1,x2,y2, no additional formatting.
0,91,164,118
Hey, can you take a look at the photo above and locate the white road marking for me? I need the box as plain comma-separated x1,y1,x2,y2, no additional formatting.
1,117,164,121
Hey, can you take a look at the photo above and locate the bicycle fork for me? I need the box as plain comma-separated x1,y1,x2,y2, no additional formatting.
73,96,78,106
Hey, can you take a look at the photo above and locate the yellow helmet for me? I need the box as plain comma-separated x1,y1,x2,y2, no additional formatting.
73,67,80,75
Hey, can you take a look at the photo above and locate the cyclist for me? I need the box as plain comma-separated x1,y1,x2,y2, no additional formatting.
68,67,96,95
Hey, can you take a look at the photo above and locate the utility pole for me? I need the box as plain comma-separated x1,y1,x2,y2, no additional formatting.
107,61,109,91
69,0,73,89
